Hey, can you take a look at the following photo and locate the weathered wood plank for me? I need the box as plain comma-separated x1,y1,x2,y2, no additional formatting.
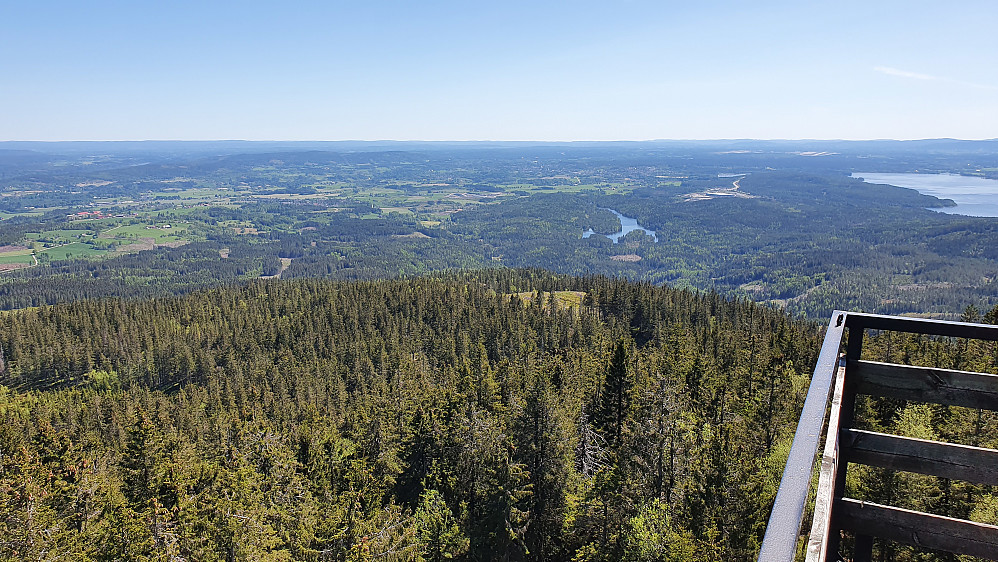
851,360,998,411
834,498,998,560
805,364,845,562
845,312,998,341
841,428,998,485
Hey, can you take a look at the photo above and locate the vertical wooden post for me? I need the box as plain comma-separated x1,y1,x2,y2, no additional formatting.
854,535,873,562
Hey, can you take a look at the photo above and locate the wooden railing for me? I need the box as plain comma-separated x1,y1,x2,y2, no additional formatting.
758,311,998,562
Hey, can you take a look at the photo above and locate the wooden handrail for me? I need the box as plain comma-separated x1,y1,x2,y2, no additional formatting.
757,311,846,562
845,311,998,341
758,311,998,562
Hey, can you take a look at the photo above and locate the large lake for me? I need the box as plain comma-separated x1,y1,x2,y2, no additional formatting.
582,208,658,243
852,172,998,217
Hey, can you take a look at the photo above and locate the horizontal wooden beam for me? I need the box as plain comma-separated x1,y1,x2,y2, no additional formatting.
845,312,998,341
835,498,998,560
841,429,998,485
851,360,998,411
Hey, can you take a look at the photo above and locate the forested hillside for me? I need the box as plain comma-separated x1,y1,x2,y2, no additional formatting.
0,271,824,561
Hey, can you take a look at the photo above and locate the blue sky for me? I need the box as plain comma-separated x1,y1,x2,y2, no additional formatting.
2,0,995,141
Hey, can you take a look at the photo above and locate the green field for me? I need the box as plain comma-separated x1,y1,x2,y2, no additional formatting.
27,229,96,243
38,243,107,260
146,187,222,200
102,223,190,243
0,253,35,264
512,290,587,311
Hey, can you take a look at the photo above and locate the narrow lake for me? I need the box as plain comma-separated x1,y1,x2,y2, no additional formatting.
582,208,658,243
852,172,998,217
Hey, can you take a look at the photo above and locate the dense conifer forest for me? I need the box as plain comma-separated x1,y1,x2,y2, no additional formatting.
1,270,995,560
0,271,825,560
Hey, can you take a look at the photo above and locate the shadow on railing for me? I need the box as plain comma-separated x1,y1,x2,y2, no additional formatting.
757,311,998,562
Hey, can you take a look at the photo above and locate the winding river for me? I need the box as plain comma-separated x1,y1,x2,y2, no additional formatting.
582,208,658,243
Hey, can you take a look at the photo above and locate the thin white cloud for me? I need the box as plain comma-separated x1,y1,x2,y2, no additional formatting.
874,65,997,90
874,66,937,80
951,78,998,91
